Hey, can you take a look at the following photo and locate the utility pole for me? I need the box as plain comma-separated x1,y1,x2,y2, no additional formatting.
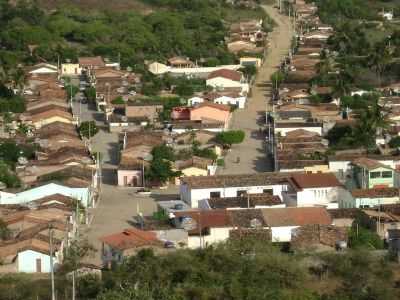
49,225,56,300
72,271,76,300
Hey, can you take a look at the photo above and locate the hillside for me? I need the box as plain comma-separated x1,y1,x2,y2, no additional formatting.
25,0,153,14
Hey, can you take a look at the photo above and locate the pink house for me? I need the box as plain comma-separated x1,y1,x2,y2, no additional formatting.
190,102,231,128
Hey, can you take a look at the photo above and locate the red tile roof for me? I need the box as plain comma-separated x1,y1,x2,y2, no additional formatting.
290,173,341,190
207,69,242,82
192,101,231,112
100,228,161,250
352,157,391,170
173,209,231,233
351,188,399,199
262,207,332,227
78,56,105,68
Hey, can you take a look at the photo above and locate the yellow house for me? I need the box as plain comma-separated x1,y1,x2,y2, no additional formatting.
174,156,216,185
61,63,82,76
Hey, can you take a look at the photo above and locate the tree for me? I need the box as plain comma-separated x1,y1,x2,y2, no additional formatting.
368,42,394,87
65,84,79,99
151,144,175,161
389,136,400,148
0,218,11,240
145,158,181,185
216,130,245,146
270,70,285,90
84,86,96,103
240,65,257,78
79,121,99,139
0,162,20,188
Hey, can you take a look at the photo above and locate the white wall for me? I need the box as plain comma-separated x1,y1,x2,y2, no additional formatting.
214,96,247,109
271,226,298,242
187,227,232,248
17,250,57,273
340,196,400,209
206,78,249,93
181,184,287,208
296,187,339,207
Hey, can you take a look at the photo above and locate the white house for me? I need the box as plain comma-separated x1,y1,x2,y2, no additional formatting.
187,96,205,106
0,183,92,207
172,207,332,247
206,69,249,94
180,173,290,208
283,173,344,208
214,95,247,109
340,188,400,209
17,248,59,273
28,63,58,75
262,207,332,242
274,122,323,137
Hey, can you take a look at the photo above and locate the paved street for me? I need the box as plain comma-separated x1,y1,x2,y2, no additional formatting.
218,6,293,174
82,185,179,265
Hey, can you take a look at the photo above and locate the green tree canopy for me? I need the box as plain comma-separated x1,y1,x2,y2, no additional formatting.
79,121,99,139
216,130,245,146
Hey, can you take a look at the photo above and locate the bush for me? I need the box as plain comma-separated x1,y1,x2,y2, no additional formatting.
111,96,125,105
216,130,245,146
79,121,99,139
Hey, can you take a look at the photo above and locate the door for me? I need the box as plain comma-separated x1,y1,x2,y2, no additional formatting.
123,176,128,186
36,258,41,273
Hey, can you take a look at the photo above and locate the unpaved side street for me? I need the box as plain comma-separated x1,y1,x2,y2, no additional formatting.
218,5,293,174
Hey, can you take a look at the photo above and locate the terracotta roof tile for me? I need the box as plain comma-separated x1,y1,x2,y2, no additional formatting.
207,69,242,82
351,188,399,199
352,157,392,170
181,172,294,189
290,173,341,190
192,101,231,112
209,194,282,209
100,228,161,250
262,207,332,227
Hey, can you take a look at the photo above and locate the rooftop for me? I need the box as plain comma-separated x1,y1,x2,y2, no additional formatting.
208,194,282,209
100,228,161,250
290,173,341,190
192,101,231,112
181,172,293,189
352,157,392,170
207,69,242,82
262,207,332,227
351,188,399,199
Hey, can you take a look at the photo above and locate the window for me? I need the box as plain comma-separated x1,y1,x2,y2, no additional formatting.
263,189,273,195
370,172,381,179
382,171,393,178
210,191,221,198
237,190,246,197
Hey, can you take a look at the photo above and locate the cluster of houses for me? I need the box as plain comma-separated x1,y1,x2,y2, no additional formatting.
99,1,400,266
0,59,103,272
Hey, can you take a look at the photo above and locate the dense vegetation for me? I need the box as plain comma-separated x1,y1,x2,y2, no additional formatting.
0,238,399,300
0,0,266,76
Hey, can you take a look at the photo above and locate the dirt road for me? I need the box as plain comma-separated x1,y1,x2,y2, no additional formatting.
218,5,293,175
